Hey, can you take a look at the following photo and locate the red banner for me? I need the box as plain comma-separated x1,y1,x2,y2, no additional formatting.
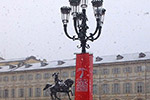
75,53,93,100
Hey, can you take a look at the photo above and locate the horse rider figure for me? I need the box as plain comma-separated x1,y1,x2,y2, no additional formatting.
52,73,63,90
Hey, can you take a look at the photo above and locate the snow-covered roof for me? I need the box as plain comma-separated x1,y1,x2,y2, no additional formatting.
0,52,150,73
0,57,5,60
94,52,150,64
0,58,26,63
0,56,39,63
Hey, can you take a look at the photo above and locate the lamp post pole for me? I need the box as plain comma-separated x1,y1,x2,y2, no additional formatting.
60,0,106,100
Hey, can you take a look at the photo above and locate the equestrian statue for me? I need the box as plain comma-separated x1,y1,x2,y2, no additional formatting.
43,72,74,100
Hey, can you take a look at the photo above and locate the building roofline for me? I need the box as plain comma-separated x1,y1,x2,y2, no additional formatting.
0,52,150,73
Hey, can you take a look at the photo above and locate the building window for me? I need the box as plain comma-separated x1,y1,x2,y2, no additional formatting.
0,88,2,98
116,55,123,60
95,56,103,61
0,77,2,82
102,68,109,75
62,72,69,77
71,71,76,77
11,89,15,98
146,81,150,93
102,84,109,94
112,83,120,94
93,84,98,94
137,98,143,100
3,89,9,98
28,74,33,80
3,76,9,82
135,82,144,93
18,88,24,97
11,76,17,81
43,89,49,97
93,69,98,75
35,88,41,97
139,52,146,58
123,67,132,73
146,66,150,72
19,75,24,81
28,88,33,97
123,83,132,93
35,74,42,80
44,73,50,79
112,68,120,74
136,66,144,72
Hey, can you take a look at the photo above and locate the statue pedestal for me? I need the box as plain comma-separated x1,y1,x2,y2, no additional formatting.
75,53,93,100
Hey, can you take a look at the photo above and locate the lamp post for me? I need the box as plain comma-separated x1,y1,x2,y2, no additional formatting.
60,0,106,100
60,0,106,53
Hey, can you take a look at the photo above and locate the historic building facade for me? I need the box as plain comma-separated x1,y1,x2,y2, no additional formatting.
0,52,150,100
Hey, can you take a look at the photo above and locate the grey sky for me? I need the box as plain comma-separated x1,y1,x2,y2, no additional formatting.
0,0,150,61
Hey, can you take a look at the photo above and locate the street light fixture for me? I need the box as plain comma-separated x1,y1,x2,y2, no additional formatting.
69,0,80,16
60,7,71,25
60,0,106,53
81,0,88,8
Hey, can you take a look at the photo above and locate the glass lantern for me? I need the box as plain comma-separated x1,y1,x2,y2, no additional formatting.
91,0,103,18
81,0,88,9
60,7,71,24
69,0,81,16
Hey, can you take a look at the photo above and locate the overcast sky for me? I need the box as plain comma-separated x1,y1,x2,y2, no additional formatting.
0,0,150,61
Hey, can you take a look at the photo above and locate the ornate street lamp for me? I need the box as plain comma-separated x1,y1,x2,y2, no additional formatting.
60,1,106,100
60,0,106,53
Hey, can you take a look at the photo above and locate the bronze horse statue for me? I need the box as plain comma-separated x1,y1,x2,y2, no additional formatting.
43,73,74,100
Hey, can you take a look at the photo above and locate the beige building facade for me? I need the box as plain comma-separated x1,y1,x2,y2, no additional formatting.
0,52,150,100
